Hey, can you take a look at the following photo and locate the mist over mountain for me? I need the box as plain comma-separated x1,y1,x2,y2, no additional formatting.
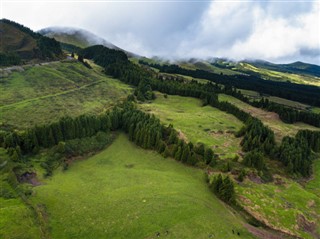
39,27,137,57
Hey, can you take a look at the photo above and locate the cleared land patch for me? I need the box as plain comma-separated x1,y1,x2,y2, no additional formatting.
139,92,244,159
218,94,320,142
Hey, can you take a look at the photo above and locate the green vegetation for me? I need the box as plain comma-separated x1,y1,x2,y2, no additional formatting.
236,176,320,239
0,19,62,65
139,92,243,159
0,60,131,129
0,197,41,239
240,89,320,113
306,158,320,197
238,62,320,87
218,94,319,142
179,60,240,76
208,174,236,204
29,134,254,239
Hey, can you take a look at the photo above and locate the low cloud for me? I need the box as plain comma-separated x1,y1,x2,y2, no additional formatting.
2,0,319,64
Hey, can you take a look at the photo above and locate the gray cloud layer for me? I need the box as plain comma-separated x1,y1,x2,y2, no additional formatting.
2,0,319,64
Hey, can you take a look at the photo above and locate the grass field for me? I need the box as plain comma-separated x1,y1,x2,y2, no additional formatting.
236,176,320,239
218,94,320,142
0,60,132,130
0,197,42,239
306,158,320,197
238,63,320,87
139,92,244,159
28,134,255,239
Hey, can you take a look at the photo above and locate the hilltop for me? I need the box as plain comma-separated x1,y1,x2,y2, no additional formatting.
0,19,62,65
39,26,137,57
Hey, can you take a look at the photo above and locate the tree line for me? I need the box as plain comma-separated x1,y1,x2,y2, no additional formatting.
2,102,218,171
67,44,318,178
139,60,320,107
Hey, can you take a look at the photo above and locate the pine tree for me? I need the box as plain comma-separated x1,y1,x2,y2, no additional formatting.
204,148,213,165
181,145,191,163
174,146,182,161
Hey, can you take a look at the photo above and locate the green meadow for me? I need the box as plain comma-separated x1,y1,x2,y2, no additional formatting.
306,158,320,197
0,61,132,129
139,92,244,159
26,134,255,239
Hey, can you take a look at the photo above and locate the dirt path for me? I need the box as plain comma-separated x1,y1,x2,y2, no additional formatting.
0,79,105,110
244,224,294,239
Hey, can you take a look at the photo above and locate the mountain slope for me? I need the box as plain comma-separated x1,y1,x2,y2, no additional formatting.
245,60,320,78
39,26,137,57
0,19,62,65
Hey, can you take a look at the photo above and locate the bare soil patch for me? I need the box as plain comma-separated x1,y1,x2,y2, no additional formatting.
245,224,287,239
297,214,319,239
18,171,41,186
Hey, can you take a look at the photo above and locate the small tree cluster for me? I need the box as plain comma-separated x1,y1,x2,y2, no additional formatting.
209,174,236,205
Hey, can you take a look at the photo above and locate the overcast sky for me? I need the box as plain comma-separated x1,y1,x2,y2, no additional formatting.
2,0,320,64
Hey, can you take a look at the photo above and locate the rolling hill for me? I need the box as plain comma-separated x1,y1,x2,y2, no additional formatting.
1,20,320,239
39,27,137,57
0,19,62,65
246,60,320,78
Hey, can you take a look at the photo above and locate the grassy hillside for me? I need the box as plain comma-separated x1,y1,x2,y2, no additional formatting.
27,134,255,239
218,94,320,142
0,19,62,65
247,60,320,78
0,60,131,130
306,158,320,197
139,92,244,159
237,62,320,87
0,21,37,57
236,175,320,239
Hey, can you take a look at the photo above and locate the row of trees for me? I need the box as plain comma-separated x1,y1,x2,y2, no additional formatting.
3,114,112,155
0,53,21,66
276,136,312,177
79,45,317,178
251,98,320,127
2,100,218,166
139,60,320,107
121,103,216,167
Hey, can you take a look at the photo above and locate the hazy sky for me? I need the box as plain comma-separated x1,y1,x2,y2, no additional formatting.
2,0,320,64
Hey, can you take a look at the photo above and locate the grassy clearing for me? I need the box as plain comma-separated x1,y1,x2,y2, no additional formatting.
30,133,254,239
0,61,132,130
0,197,41,239
0,147,41,239
236,176,320,239
306,158,320,197
139,92,243,159
218,94,320,142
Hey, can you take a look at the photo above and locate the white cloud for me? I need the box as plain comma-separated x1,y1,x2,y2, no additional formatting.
171,1,320,64
2,0,319,64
